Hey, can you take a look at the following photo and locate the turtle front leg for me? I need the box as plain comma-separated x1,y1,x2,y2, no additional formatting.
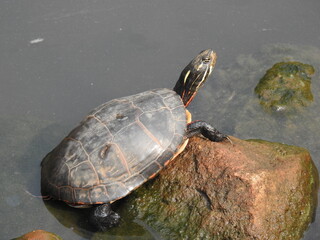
89,203,120,231
187,120,228,142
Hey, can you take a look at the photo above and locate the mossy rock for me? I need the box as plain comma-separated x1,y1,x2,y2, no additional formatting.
125,137,318,240
255,61,314,112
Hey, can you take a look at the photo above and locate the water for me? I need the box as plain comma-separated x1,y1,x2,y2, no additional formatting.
1,0,319,239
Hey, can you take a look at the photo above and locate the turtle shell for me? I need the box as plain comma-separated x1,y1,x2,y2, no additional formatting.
41,88,187,205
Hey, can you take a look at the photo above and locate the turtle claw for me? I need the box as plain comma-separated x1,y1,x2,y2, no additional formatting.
215,134,233,145
225,136,233,145
207,131,229,142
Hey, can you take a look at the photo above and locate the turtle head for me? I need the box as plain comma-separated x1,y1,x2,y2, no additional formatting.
173,49,217,107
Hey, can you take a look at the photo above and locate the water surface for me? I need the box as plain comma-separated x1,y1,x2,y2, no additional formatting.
1,0,319,239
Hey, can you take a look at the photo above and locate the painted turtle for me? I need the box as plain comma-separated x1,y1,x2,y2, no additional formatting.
41,49,227,231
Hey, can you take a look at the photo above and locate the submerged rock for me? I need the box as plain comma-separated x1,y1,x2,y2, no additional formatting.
127,137,318,240
255,61,314,112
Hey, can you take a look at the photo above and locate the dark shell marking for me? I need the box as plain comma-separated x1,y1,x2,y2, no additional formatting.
41,88,187,205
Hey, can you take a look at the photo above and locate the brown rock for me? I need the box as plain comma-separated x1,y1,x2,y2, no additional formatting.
129,136,318,240
13,229,62,240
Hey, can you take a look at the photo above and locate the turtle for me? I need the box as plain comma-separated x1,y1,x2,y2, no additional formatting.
41,49,228,231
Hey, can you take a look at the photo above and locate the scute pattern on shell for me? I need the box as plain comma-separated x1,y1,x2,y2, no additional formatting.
41,88,187,205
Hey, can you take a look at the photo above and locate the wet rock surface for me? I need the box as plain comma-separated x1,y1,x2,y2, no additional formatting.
255,61,314,112
127,137,318,240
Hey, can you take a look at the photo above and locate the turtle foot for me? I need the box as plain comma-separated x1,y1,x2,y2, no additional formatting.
187,120,228,142
89,203,120,231
205,131,228,142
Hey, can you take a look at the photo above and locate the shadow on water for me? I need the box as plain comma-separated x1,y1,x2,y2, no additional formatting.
42,197,159,239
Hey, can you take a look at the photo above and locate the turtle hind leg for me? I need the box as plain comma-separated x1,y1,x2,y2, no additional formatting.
89,203,120,231
187,120,228,142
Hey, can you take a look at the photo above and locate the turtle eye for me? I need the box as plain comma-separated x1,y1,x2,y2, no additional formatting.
202,57,211,63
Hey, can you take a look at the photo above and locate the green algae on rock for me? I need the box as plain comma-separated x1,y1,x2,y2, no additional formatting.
126,137,318,240
255,61,315,112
